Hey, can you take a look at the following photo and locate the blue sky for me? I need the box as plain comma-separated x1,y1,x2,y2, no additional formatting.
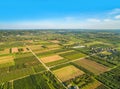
0,0,120,29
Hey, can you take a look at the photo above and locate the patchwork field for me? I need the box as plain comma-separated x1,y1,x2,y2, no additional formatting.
60,51,86,60
0,30,119,89
12,72,65,89
74,59,109,75
28,45,43,51
0,52,46,83
53,65,84,82
41,55,63,63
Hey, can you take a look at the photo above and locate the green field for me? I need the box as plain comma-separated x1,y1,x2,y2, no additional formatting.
60,51,86,60
13,72,65,89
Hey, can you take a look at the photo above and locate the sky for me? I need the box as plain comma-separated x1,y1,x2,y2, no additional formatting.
0,0,120,29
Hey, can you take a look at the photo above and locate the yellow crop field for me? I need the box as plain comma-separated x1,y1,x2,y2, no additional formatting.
53,65,84,82
41,55,63,63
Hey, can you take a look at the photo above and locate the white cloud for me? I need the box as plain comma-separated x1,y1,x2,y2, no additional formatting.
115,15,120,19
103,19,112,22
109,8,120,15
87,18,101,22
64,17,75,21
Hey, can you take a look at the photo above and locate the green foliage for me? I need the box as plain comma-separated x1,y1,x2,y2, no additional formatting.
95,84,110,89
96,66,120,89
64,74,94,89
0,82,12,89
88,56,114,67
13,72,65,89
32,64,46,73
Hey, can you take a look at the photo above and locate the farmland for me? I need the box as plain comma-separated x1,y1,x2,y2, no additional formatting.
60,51,86,60
73,59,109,75
0,55,14,68
13,72,65,89
53,65,85,82
41,55,63,63
0,30,120,89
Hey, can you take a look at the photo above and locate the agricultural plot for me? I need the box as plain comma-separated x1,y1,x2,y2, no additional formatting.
0,49,10,55
0,82,12,89
50,40,60,44
0,55,14,68
14,74,51,89
56,50,74,55
64,74,95,89
18,47,29,53
41,55,63,63
82,79,102,89
35,48,70,57
0,52,46,83
39,41,54,45
13,72,65,89
73,59,109,75
46,58,68,67
11,47,18,53
53,65,84,82
96,66,120,89
35,48,60,54
28,45,43,51
60,51,86,60
46,44,60,48
95,84,110,89
85,41,111,47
